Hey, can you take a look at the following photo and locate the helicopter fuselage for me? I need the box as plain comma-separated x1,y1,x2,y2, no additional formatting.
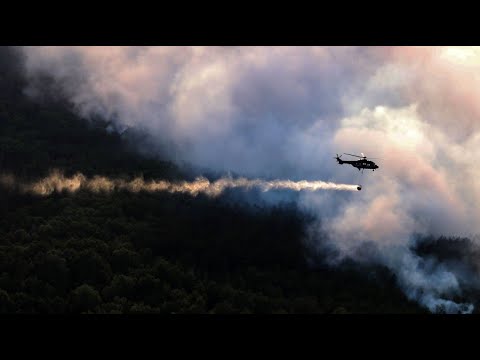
336,157,379,171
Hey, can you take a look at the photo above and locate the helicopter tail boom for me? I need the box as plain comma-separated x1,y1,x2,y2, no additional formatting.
334,154,344,164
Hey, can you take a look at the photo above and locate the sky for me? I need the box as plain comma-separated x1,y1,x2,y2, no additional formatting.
18,46,480,313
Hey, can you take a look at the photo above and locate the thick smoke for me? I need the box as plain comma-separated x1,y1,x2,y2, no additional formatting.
18,46,480,313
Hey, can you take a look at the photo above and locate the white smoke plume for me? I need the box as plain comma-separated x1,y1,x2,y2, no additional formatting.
1,170,359,197
17,46,480,313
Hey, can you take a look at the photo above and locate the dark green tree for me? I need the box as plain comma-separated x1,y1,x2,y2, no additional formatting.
70,284,102,313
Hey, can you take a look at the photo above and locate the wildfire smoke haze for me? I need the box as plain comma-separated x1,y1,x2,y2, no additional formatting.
10,46,480,313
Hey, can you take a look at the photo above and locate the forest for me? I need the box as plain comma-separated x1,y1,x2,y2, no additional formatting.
0,47,430,313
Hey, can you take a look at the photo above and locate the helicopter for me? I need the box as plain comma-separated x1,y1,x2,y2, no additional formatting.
334,153,379,173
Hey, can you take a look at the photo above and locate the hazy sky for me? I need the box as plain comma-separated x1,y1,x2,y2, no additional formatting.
19,46,480,313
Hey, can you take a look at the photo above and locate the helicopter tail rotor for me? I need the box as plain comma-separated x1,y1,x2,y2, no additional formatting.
334,154,343,164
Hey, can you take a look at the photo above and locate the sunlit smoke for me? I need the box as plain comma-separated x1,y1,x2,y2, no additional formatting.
1,170,359,197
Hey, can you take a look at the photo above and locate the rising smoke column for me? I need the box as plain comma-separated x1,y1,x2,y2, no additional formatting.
17,46,480,313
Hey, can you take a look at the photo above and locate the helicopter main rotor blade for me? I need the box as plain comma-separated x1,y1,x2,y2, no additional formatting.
344,153,364,158
344,153,382,160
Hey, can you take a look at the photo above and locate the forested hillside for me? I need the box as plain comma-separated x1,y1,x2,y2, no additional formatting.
0,47,425,313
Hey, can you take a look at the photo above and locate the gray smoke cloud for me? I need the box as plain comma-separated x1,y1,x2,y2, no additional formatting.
18,46,480,313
